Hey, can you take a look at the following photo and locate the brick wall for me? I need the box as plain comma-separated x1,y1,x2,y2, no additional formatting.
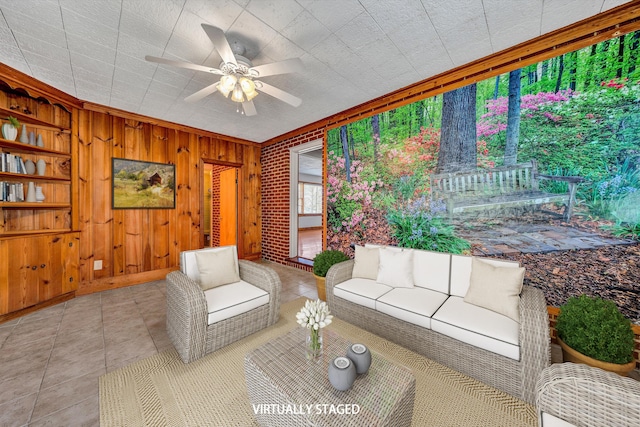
261,128,325,264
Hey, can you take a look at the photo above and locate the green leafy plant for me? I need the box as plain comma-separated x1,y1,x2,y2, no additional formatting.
387,200,471,254
312,250,349,277
5,116,20,128
556,295,634,364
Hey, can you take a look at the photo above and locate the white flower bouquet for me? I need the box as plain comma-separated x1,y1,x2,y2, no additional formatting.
296,299,333,359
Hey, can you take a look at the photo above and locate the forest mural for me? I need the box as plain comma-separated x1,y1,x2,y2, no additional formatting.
325,32,640,322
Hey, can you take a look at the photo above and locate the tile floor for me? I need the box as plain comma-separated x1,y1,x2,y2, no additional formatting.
0,260,317,427
1,260,634,426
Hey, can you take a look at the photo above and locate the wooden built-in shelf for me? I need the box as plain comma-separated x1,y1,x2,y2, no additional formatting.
0,106,70,133
0,202,71,209
0,228,73,237
0,171,70,182
0,138,70,157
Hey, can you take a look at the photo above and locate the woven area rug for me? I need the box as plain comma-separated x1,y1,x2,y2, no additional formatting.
100,298,537,426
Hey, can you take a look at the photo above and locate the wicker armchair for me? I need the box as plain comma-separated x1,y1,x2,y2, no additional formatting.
536,362,640,427
166,247,281,363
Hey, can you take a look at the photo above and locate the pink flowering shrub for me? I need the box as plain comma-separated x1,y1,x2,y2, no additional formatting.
327,153,383,232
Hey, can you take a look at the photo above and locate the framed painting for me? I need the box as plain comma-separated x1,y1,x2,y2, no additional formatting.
112,158,175,209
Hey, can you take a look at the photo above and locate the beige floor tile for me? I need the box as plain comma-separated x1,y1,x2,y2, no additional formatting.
29,394,99,427
41,347,105,389
105,333,157,370
0,260,316,425
31,368,104,421
0,366,47,405
0,392,37,427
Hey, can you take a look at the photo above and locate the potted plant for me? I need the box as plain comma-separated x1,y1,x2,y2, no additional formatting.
556,294,636,376
312,249,349,301
2,116,20,141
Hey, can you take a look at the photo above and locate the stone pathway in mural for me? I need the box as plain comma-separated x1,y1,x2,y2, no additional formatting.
457,219,635,256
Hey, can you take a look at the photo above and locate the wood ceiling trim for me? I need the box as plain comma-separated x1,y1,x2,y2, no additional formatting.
82,101,260,147
263,2,640,146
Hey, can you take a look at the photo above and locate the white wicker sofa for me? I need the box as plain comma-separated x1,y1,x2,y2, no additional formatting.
325,245,550,404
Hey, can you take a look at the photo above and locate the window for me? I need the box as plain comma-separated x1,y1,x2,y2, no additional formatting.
298,182,323,214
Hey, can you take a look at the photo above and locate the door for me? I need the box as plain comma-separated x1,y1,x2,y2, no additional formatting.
219,168,237,246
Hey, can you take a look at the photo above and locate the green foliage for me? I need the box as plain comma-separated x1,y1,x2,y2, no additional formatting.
6,116,20,128
312,250,349,277
387,202,471,254
556,295,635,364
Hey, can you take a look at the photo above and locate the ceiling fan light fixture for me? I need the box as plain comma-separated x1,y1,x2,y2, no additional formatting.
231,83,245,103
219,75,237,97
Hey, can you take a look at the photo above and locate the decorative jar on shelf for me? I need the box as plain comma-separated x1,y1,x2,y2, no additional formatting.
26,182,36,202
35,186,45,203
36,159,46,176
24,159,36,175
36,134,44,147
28,131,35,145
19,125,28,143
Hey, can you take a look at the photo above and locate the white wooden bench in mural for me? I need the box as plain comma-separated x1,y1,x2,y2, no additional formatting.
429,160,584,221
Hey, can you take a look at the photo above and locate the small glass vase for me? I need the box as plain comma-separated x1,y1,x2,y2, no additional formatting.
305,327,323,361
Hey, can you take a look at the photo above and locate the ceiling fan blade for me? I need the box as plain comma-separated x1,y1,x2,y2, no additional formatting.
184,82,220,103
242,101,257,116
255,81,302,107
249,58,304,78
201,24,237,65
145,55,223,75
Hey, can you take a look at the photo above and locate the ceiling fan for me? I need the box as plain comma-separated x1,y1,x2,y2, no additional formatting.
145,24,304,116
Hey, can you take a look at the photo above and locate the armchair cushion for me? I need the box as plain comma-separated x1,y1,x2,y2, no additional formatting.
195,246,240,290
203,281,269,325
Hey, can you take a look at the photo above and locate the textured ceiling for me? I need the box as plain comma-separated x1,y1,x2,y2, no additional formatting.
0,0,630,143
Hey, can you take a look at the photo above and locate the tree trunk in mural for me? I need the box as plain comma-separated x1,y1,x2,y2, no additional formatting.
616,34,625,79
505,68,522,166
371,114,380,164
555,54,564,92
436,84,477,173
340,125,351,182
568,50,578,91
628,31,640,76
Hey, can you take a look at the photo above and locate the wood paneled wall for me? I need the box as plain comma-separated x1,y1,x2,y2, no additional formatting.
76,110,262,294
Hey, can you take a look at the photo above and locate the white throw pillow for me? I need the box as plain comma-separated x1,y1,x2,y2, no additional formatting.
195,247,240,291
464,257,525,322
377,248,414,288
352,245,379,280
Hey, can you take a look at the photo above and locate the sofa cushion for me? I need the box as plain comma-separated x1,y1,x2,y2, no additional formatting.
431,296,520,360
180,246,239,284
541,412,576,427
334,278,393,309
464,257,524,322
449,254,521,297
195,246,241,290
376,287,449,329
352,245,379,280
203,280,269,325
377,248,414,288
412,250,451,293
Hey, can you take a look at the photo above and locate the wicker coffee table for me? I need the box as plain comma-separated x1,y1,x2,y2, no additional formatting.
244,327,415,426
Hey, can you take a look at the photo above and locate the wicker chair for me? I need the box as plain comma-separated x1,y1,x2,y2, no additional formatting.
536,362,640,426
166,246,281,363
